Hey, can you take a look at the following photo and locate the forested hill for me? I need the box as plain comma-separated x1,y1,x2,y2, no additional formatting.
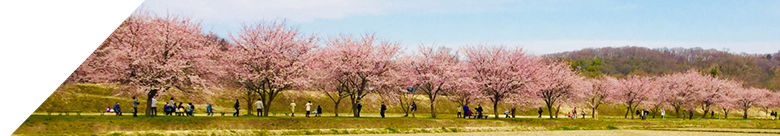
544,46,780,90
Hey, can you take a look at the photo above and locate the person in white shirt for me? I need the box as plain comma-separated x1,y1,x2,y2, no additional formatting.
306,101,313,117
255,99,264,117
150,96,157,116
661,109,666,119
290,101,297,117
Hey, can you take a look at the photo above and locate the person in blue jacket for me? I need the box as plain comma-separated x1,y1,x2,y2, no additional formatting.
113,102,122,116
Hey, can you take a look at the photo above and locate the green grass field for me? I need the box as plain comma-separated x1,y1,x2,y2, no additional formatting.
21,83,780,135
14,115,780,135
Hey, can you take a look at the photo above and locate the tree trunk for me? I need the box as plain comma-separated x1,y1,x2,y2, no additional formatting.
743,108,749,119
493,101,499,119
547,104,554,119
352,102,360,117
592,107,597,120
262,98,274,117
246,99,253,116
145,89,158,117
555,104,561,118
674,107,680,118
723,109,728,119
333,101,340,117
430,102,436,118
624,105,631,119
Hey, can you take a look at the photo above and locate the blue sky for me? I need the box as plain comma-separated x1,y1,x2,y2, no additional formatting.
141,0,780,55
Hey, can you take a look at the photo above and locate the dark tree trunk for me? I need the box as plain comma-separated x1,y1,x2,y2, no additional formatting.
430,102,436,118
743,108,749,119
333,101,340,117
555,104,561,118
493,101,499,119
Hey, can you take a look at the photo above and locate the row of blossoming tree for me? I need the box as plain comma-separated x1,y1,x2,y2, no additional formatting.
70,13,778,119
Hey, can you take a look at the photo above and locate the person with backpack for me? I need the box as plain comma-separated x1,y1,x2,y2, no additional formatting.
233,99,240,117
132,96,139,117
380,102,387,119
411,102,417,117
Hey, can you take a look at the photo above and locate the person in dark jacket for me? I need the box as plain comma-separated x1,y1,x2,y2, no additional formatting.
411,102,417,117
177,102,184,116
163,102,171,116
233,99,240,117
538,107,543,118
463,105,472,118
316,105,323,117
357,103,363,117
113,102,122,116
476,105,484,119
689,109,694,120
380,102,387,119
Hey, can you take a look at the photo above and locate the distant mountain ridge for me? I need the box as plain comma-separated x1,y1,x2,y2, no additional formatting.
544,46,780,90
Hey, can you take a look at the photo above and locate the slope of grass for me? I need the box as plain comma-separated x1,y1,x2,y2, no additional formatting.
15,115,780,135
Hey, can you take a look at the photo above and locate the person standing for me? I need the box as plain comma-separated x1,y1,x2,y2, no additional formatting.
150,96,157,116
132,96,139,117
538,107,543,118
306,101,312,117
457,106,462,118
290,101,297,117
411,102,417,117
357,103,363,117
476,105,483,119
255,99,264,117
661,109,665,119
683,110,686,118
233,99,240,117
689,109,694,120
113,102,122,116
511,107,516,118
316,105,323,117
380,102,387,119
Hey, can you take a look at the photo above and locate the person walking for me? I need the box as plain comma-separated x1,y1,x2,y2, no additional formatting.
233,99,240,117
411,102,417,117
538,107,543,118
380,102,387,119
306,101,312,117
255,99,264,117
113,102,122,116
132,96,139,117
150,96,157,116
207,103,214,116
290,101,297,117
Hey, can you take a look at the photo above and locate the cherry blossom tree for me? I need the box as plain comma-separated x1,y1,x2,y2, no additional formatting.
658,71,703,118
698,77,740,118
78,13,222,116
584,76,619,119
718,86,738,119
445,63,481,110
404,46,460,118
533,61,587,119
226,21,317,116
462,45,542,119
10,3,95,114
736,88,770,119
315,34,401,117
614,76,656,119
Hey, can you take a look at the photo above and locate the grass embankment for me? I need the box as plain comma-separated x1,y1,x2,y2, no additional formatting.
14,115,780,135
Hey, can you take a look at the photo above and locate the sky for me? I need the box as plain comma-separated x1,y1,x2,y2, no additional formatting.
140,0,780,55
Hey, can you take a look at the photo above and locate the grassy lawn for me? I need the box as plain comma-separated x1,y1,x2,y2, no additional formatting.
14,114,780,135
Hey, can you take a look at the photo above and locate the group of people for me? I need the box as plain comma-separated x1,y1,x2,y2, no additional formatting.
566,107,586,119
163,98,197,116
459,105,486,119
